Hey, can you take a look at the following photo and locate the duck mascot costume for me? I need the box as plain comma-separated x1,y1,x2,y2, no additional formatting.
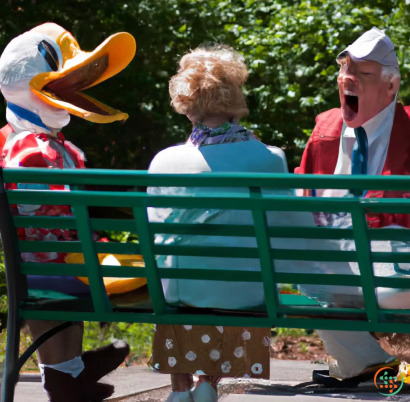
0,23,136,401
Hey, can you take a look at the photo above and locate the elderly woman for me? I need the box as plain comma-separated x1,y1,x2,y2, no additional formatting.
146,44,317,402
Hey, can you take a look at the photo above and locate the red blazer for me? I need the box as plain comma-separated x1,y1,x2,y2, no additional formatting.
295,103,410,228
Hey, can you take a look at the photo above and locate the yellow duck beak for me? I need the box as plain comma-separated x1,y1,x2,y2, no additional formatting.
29,25,136,123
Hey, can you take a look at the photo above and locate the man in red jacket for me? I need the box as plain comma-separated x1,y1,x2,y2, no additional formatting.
296,27,407,381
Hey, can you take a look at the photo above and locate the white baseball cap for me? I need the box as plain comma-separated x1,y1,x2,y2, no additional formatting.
337,27,398,68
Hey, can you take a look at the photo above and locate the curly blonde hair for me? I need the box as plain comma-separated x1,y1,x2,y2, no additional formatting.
169,45,249,121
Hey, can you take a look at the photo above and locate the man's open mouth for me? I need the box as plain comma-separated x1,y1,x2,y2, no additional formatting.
343,90,359,121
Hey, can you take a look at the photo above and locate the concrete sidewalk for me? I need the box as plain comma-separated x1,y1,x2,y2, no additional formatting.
15,366,170,402
220,396,406,402
218,380,410,402
14,359,410,402
14,359,323,401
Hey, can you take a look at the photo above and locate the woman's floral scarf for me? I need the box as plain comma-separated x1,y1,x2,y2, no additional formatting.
187,121,258,147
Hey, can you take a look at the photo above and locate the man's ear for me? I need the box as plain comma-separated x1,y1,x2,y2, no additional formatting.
389,77,400,97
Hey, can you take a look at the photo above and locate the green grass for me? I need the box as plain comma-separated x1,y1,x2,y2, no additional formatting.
275,328,311,337
83,322,154,365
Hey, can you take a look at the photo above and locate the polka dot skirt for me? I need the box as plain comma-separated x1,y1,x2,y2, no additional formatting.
148,325,271,379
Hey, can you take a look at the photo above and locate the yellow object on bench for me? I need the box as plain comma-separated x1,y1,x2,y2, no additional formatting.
65,253,146,295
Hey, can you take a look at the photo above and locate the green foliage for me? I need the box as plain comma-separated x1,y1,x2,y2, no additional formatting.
0,330,39,369
0,1,409,171
83,322,154,364
102,231,138,243
299,341,308,353
275,327,310,337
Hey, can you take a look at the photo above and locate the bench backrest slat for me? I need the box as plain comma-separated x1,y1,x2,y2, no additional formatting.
3,167,410,331
250,186,279,320
73,205,112,314
132,206,166,315
351,207,379,323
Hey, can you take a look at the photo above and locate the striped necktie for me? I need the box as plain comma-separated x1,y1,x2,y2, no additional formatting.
350,126,368,196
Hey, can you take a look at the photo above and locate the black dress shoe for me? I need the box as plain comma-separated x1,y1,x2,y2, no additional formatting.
312,369,376,388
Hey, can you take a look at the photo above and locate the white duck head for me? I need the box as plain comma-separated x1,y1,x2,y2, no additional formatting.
0,23,136,136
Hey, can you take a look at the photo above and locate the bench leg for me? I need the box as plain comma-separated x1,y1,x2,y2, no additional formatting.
1,314,21,402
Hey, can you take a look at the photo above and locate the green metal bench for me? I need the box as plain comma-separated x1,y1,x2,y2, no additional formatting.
2,167,410,401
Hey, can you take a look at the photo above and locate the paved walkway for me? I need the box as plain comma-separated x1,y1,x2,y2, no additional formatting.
220,396,404,402
218,380,410,402
14,366,170,402
13,359,410,401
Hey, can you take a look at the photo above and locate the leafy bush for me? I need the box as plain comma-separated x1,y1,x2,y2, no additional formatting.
83,322,154,365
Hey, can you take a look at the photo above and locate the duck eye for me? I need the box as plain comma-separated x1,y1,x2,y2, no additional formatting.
38,40,59,72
